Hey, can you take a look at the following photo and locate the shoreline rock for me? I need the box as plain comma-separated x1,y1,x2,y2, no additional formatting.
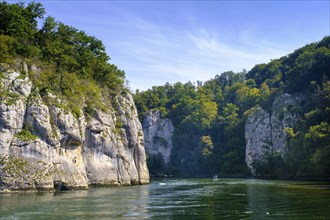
0,63,149,192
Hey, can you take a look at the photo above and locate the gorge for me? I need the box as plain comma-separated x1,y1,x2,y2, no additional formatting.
135,36,330,178
0,2,329,193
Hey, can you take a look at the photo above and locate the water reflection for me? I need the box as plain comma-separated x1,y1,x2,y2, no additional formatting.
246,180,289,219
246,179,330,219
0,185,151,220
1,179,329,219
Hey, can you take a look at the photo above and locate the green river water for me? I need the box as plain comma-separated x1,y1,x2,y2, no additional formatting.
0,178,329,219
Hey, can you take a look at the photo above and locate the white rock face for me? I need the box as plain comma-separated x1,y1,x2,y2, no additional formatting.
245,107,272,173
271,94,304,154
0,63,149,192
245,94,304,174
143,110,174,164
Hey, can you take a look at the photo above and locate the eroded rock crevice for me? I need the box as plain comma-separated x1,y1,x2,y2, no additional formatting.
0,64,149,192
245,94,304,174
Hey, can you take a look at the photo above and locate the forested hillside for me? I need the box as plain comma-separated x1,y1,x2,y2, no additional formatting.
0,2,149,191
134,36,330,178
1,1,329,180
0,1,126,115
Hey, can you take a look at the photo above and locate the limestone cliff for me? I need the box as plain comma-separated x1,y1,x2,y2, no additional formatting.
245,94,304,174
0,62,149,192
143,110,174,165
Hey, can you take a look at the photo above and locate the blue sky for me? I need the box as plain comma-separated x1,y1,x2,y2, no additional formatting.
11,0,330,91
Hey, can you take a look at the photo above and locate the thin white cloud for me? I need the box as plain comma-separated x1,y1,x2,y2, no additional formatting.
32,1,327,92
113,24,290,91
188,29,288,63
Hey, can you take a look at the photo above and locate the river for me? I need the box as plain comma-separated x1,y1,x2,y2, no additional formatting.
0,178,329,219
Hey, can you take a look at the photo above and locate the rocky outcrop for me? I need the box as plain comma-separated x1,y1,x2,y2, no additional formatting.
245,106,272,172
245,94,304,174
143,110,174,165
0,62,149,192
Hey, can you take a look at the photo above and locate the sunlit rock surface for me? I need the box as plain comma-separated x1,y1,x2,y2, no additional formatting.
245,94,304,174
0,62,149,192
143,110,174,165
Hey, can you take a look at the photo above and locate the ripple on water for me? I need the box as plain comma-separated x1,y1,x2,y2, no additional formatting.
1,179,329,220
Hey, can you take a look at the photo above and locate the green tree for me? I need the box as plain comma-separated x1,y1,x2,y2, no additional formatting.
0,1,45,56
258,82,271,109
219,103,239,129
0,34,16,62
236,85,260,111
181,99,217,131
199,136,214,159
135,36,330,178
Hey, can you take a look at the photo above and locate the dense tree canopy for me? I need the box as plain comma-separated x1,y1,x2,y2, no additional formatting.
1,1,329,179
0,1,126,116
0,1,45,56
134,36,330,178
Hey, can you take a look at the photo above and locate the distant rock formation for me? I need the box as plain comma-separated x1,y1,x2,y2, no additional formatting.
245,94,304,174
0,62,149,192
143,110,174,165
